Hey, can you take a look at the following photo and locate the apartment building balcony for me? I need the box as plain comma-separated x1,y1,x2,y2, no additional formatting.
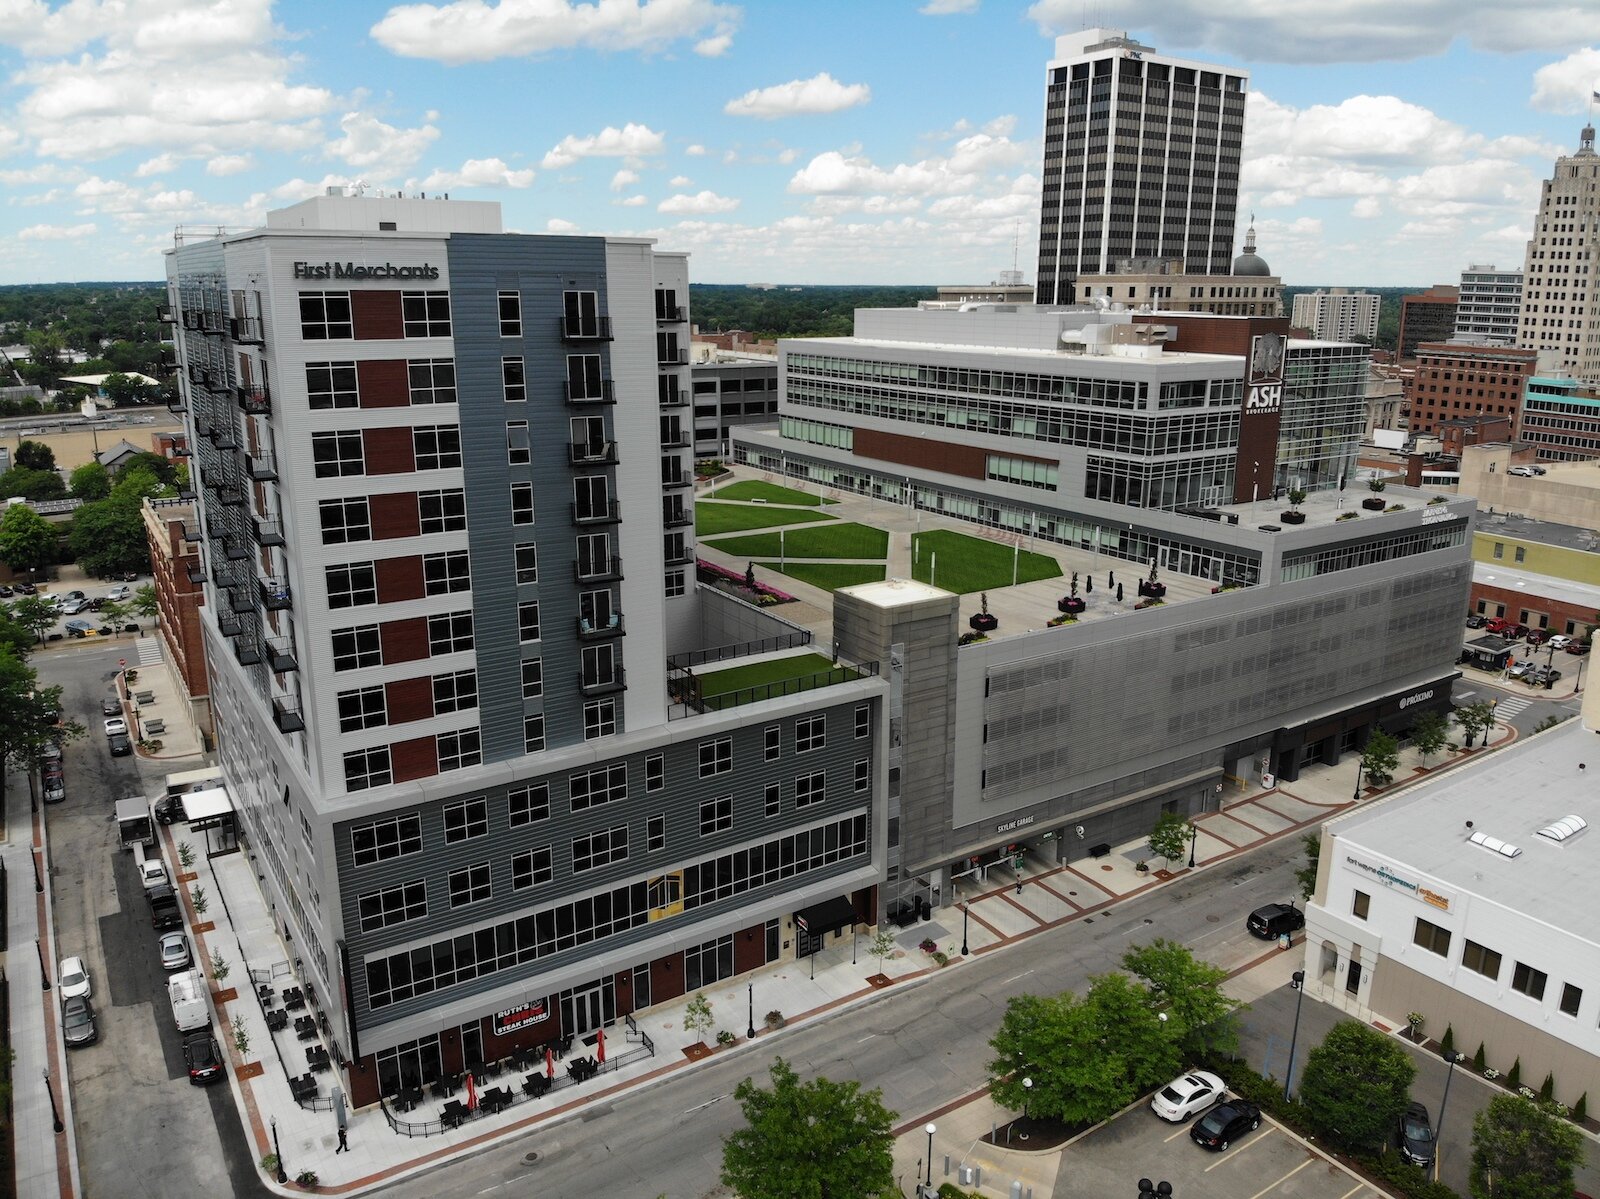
200,310,228,337
250,517,285,548
576,612,625,641
568,440,618,466
573,555,624,584
272,697,305,734
576,667,627,697
185,557,206,585
186,362,209,386
657,347,689,366
223,538,251,562
227,587,255,616
664,544,695,567
661,470,693,490
166,395,186,415
266,638,298,673
233,637,263,667
217,611,243,638
659,427,691,450
229,316,264,345
663,505,692,528
156,305,176,324
246,452,278,481
563,380,616,406
238,385,271,415
570,500,621,526
215,485,244,507
658,387,689,407
204,372,233,396
656,305,687,323
181,309,204,332
258,577,292,611
559,315,613,342
209,423,238,451
181,521,203,544
667,647,877,718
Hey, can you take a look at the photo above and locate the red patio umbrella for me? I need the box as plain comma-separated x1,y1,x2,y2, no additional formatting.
545,1046,555,1078
465,1070,478,1112
596,1028,606,1064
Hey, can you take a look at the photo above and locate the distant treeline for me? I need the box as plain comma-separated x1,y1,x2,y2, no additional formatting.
1281,285,1433,352
689,284,937,340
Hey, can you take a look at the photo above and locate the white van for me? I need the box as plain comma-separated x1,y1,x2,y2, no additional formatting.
167,969,210,1032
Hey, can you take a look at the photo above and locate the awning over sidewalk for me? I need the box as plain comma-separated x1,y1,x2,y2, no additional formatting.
184,786,233,829
794,894,855,938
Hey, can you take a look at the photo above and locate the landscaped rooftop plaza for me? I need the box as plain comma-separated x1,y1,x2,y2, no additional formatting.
671,650,873,714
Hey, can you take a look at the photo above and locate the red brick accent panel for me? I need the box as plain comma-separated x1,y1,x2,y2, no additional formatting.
385,676,434,725
351,291,404,340
649,953,686,1005
379,617,429,664
732,925,767,974
363,426,417,474
357,359,411,408
370,492,420,539
853,428,987,480
390,735,437,783
375,555,424,603
1133,313,1291,355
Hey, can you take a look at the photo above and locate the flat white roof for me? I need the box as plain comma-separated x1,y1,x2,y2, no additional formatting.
183,787,233,821
839,577,953,608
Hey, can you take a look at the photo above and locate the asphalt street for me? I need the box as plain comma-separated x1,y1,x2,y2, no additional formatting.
36,638,270,1199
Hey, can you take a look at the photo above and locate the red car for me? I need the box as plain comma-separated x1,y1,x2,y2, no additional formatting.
1525,628,1550,646
1485,617,1516,635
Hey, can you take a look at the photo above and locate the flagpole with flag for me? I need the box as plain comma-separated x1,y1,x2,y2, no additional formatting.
596,1027,606,1066
465,1070,478,1112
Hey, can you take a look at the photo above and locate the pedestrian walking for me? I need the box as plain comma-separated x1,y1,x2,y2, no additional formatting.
336,1126,349,1154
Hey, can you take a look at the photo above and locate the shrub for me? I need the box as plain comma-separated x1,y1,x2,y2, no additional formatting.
1473,1042,1486,1072
931,950,950,967
919,937,938,953
178,841,195,869
1508,1057,1521,1088
1439,1025,1454,1057
764,1010,786,1030
295,1170,318,1187
259,1154,280,1176
190,886,208,915
716,1029,736,1046
1337,511,1360,521
1573,1092,1588,1122
1540,1072,1555,1102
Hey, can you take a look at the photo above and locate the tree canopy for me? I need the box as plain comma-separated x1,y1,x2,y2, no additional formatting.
720,1058,897,1199
1298,1020,1415,1152
1147,810,1192,868
0,465,67,501
1120,939,1241,1059
0,645,79,773
0,503,58,573
1360,729,1400,787
14,440,55,471
69,461,111,501
1469,1094,1584,1199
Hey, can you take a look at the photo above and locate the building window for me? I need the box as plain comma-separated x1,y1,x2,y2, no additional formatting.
357,881,427,932
1560,983,1582,1017
571,824,628,873
1465,941,1497,979
508,783,550,826
1351,890,1369,920
503,358,526,405
300,291,353,340
515,544,538,584
343,746,392,792
1413,917,1451,957
498,290,522,337
645,753,664,792
423,550,471,595
698,737,732,778
855,703,870,739
791,770,827,811
523,714,545,753
511,847,552,891
312,430,365,477
567,354,603,398
1493,542,1504,559
854,758,870,792
433,669,478,715
402,291,451,338
337,686,387,733
414,425,462,470
1514,546,1526,564
520,657,543,699
319,497,371,544
511,481,535,525
699,795,733,836
647,814,665,852
518,600,541,643
332,625,382,671
1511,961,1548,1001
562,289,601,338
683,934,734,991
665,570,685,598
437,728,481,772
351,813,422,866
507,419,530,464
326,562,377,609
764,783,780,817
448,862,491,908
307,362,358,409
796,713,826,753
408,359,456,404
419,489,467,534
570,763,627,811
443,797,489,843
584,699,617,740
427,611,473,655
764,724,781,761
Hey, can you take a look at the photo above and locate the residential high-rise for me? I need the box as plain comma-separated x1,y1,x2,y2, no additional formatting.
1034,29,1248,306
1290,289,1380,343
1518,123,1600,381
1454,264,1522,345
1397,285,1459,360
163,193,887,1106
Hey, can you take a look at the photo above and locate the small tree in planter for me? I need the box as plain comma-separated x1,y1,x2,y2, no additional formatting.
869,930,896,979
1138,560,1165,599
210,950,230,985
190,885,208,915
1281,489,1308,525
683,992,715,1047
1406,1011,1425,1043
1059,572,1086,615
1148,810,1192,871
1360,729,1400,787
969,592,998,633
232,1014,251,1059
1410,709,1449,765
177,841,196,870
1362,476,1388,510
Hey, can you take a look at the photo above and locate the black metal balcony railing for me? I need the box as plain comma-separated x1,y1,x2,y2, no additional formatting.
216,485,244,507
664,544,695,567
563,379,616,406
238,385,271,415
272,697,305,734
559,315,613,342
661,471,693,489
570,500,621,526
229,316,264,345
156,305,176,324
576,667,627,697
166,395,187,415
246,452,278,481
210,424,238,451
178,484,197,502
181,522,202,544
228,587,255,615
200,310,227,336
250,517,285,548
259,577,292,611
267,638,298,674
233,637,263,667
204,372,233,396
185,558,206,585
217,611,243,638
568,440,618,466
659,427,691,450
576,613,625,641
657,347,689,366
181,309,204,332
186,362,208,385
223,539,251,562
573,555,624,584
658,388,689,408
655,305,687,323
662,506,692,528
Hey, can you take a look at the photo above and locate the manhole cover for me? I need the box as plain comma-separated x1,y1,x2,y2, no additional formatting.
1068,890,1077,897
1100,864,1113,872
1084,918,1093,924
523,1152,540,1165
1206,914,1220,923
1143,918,1153,924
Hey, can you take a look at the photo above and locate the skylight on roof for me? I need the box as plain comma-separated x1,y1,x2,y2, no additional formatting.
1468,830,1522,858
1536,815,1588,843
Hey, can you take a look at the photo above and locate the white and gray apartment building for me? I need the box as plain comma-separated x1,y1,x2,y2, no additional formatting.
1290,288,1381,344
1034,29,1248,306
690,356,778,458
1304,705,1600,1107
163,193,887,1107
1454,264,1523,345
732,304,1474,910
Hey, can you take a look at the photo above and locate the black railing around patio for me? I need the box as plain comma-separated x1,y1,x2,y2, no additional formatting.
669,659,878,717
666,630,812,672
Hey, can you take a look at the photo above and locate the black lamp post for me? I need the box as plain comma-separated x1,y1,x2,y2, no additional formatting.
1187,821,1198,869
1434,1051,1463,1182
271,1116,287,1183
1283,970,1307,1100
960,904,969,956
42,1068,63,1134
32,849,44,894
924,1123,936,1189
747,981,756,1040
1352,756,1365,802
35,937,50,991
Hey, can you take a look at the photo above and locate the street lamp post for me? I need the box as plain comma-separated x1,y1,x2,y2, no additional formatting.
1283,970,1307,1100
271,1116,288,1183
35,937,50,991
747,981,756,1040
1021,1076,1033,1141
1352,756,1365,803
1187,820,1199,869
42,1069,63,1134
960,904,969,957
1434,1051,1464,1181
924,1123,936,1190
32,849,44,894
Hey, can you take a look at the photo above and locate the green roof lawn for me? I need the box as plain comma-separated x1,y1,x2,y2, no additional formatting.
909,529,1062,594
757,561,887,592
705,479,837,506
691,651,860,709
696,502,836,537
706,522,888,560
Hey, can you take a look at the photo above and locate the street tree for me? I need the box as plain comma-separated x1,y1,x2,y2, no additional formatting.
66,498,149,578
1121,939,1241,1059
1455,701,1497,748
1359,729,1401,787
132,583,159,629
1298,1020,1415,1152
68,461,111,501
682,992,714,1045
869,929,895,977
1469,1094,1583,1199
14,440,55,472
1410,710,1450,765
0,503,57,574
721,1058,896,1199
99,599,131,634
0,646,80,773
5,596,57,650
1295,832,1320,901
1147,810,1192,870
0,465,67,501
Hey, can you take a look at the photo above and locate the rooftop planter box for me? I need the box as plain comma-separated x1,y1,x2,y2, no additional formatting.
1279,510,1306,525
1137,579,1166,599
969,612,999,633
1058,596,1086,615
1361,496,1387,511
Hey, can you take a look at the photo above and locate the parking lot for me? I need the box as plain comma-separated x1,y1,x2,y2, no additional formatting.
1061,1102,1379,1199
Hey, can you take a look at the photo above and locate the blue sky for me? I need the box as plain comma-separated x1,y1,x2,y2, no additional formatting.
0,0,1597,288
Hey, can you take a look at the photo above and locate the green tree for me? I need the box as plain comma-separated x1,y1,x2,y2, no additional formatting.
5,596,57,650
66,498,149,578
1147,810,1193,870
721,1058,896,1199
1360,729,1401,787
99,599,131,634
68,461,111,501
0,646,80,773
1121,939,1241,1059
101,372,157,407
1299,1020,1415,1152
110,464,165,504
118,453,176,488
14,440,55,471
1469,1094,1583,1199
132,583,159,629
1410,709,1450,764
0,503,58,573
0,466,67,501
1295,832,1321,901
1455,701,1497,749
683,992,714,1044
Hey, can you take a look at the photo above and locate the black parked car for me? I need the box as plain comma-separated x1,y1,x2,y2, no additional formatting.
1246,902,1304,939
184,1032,226,1085
153,795,186,825
1190,1099,1261,1150
108,734,133,757
62,996,98,1047
1465,613,1487,628
1397,1102,1434,1167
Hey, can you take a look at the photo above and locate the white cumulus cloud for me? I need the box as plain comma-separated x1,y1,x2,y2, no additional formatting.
658,190,740,214
542,123,665,168
724,72,871,119
1531,47,1600,114
16,221,96,241
684,143,708,157
695,33,732,56
610,168,639,191
325,111,440,170
546,217,580,232
618,194,647,206
415,158,536,189
921,0,978,11
206,154,252,177
669,174,691,186
789,130,1028,197
135,153,179,177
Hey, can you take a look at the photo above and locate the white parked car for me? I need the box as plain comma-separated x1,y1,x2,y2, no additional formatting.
1150,1070,1227,1122
58,956,92,1001
138,858,169,891
105,584,132,603
1548,634,1574,651
104,717,128,738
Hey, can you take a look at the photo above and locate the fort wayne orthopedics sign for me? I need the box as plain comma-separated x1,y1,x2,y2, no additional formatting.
1345,854,1451,911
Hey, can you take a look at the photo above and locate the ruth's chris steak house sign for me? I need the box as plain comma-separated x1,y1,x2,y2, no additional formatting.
293,260,440,280
492,999,549,1036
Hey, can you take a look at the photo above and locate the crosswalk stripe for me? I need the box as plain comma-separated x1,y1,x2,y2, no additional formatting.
136,636,163,666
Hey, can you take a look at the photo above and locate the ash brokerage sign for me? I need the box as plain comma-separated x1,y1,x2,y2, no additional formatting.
1244,332,1286,416
293,260,439,280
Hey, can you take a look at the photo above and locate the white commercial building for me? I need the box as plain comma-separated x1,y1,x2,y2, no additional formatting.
1454,264,1523,345
1290,288,1380,344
